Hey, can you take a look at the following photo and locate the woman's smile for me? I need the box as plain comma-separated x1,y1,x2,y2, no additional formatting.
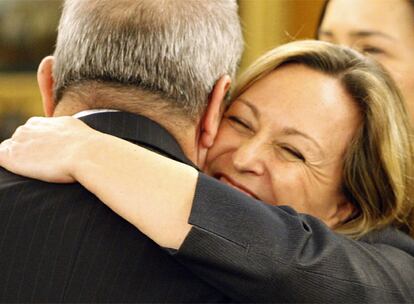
216,173,259,199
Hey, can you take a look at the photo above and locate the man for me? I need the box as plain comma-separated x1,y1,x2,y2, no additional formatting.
0,0,243,302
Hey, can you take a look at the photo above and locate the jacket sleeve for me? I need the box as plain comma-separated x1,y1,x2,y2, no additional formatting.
173,174,414,303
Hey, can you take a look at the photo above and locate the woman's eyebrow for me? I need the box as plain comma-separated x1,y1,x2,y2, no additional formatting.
236,97,260,119
349,30,395,41
318,29,395,41
282,127,324,156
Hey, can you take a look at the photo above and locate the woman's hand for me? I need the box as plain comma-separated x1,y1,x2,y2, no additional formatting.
0,116,97,183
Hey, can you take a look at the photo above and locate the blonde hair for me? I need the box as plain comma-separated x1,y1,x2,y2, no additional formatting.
233,40,414,238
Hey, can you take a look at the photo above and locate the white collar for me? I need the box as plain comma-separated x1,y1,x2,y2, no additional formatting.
73,109,120,118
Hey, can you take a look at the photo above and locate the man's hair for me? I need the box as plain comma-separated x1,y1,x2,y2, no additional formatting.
53,0,243,120
233,40,414,238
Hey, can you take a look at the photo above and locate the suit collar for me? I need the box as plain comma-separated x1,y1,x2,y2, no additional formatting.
78,111,197,168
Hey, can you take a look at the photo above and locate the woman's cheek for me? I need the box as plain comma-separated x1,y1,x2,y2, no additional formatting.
268,164,307,209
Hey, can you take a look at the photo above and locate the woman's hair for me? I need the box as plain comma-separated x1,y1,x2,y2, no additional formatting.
232,40,414,238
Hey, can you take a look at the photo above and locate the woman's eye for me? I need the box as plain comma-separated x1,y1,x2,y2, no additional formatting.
282,146,305,162
361,46,385,55
228,115,251,130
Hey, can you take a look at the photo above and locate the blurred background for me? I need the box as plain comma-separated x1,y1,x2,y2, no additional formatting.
0,0,324,141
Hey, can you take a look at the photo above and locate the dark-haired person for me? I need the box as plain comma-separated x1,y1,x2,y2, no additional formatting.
2,40,413,303
318,0,414,121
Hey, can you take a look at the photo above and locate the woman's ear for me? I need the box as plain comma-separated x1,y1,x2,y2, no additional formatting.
37,56,56,117
330,199,356,228
199,75,231,149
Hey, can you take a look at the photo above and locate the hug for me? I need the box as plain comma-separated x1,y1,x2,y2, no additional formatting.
0,0,413,302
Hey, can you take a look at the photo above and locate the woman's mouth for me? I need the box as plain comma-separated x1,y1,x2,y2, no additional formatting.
217,174,259,200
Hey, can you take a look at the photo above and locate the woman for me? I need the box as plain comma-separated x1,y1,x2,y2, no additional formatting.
318,0,414,121
1,41,413,302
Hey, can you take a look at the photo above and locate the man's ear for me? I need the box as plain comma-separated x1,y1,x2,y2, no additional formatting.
37,56,56,117
199,75,231,149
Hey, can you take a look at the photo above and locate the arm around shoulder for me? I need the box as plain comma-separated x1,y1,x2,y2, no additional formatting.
173,174,414,303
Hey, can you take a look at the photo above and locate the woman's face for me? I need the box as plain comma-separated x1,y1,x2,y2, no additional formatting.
319,0,414,120
205,64,360,227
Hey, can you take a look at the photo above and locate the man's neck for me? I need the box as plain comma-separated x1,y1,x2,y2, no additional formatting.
54,101,200,166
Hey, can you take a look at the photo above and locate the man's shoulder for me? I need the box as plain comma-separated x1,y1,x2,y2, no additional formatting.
0,165,148,248
0,166,35,185
0,166,91,199
0,166,153,246
0,169,226,302
0,166,108,224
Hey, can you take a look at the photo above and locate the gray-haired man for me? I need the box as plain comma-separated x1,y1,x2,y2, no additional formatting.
0,0,243,301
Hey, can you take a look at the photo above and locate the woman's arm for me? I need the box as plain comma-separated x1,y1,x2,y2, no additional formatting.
0,116,196,249
179,174,414,302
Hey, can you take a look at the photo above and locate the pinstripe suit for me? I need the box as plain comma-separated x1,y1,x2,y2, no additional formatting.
0,111,228,303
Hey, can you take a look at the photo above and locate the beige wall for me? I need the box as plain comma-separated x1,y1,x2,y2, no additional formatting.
0,73,42,116
239,0,324,72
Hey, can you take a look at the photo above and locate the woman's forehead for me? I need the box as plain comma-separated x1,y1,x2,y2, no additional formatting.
234,64,361,154
322,0,414,38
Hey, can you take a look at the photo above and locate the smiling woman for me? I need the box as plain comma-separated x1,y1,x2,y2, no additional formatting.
318,0,414,121
205,40,414,238
1,40,413,302
205,64,360,227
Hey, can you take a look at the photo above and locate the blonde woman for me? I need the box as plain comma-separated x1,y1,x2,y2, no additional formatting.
1,41,413,302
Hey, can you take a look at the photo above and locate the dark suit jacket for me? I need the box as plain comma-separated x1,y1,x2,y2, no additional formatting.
0,111,228,303
175,174,414,303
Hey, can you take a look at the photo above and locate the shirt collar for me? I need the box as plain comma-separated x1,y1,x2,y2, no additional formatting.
73,109,120,119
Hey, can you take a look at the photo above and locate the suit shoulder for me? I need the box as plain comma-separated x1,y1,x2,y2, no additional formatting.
0,166,98,207
0,166,83,188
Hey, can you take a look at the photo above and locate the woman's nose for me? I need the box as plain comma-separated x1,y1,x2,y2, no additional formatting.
231,139,265,175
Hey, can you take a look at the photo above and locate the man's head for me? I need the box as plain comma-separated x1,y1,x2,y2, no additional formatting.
37,0,243,166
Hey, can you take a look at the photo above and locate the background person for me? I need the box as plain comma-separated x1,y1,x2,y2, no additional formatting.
2,40,413,303
318,0,414,121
